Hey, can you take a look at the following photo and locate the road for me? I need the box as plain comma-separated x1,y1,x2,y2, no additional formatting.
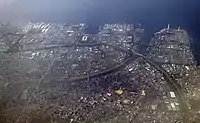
139,53,188,112
2,39,188,112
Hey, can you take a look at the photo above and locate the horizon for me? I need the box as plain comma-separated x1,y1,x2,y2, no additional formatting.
0,0,200,62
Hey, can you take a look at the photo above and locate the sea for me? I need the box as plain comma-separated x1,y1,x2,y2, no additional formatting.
1,0,200,64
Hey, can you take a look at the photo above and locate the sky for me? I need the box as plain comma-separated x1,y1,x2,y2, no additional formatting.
0,0,200,62
0,0,17,6
0,0,199,22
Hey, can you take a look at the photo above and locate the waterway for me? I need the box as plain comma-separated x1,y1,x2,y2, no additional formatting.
1,0,200,63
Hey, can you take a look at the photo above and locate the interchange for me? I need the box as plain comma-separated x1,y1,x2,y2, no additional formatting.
2,39,188,112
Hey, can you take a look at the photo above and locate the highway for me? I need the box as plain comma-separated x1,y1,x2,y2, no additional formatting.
1,39,188,112
138,53,188,112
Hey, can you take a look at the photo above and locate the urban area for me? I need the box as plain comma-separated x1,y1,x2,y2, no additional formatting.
0,22,200,123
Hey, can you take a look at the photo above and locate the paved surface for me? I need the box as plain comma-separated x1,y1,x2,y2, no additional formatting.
0,23,200,123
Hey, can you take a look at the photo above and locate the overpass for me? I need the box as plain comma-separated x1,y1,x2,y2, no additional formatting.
1,39,188,112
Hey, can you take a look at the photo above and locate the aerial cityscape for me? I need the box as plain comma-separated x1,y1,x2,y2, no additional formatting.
0,22,200,123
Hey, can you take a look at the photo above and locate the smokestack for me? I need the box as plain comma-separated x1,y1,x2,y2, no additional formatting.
167,24,170,29
178,27,180,31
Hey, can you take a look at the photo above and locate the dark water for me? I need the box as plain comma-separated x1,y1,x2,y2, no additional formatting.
1,0,200,63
